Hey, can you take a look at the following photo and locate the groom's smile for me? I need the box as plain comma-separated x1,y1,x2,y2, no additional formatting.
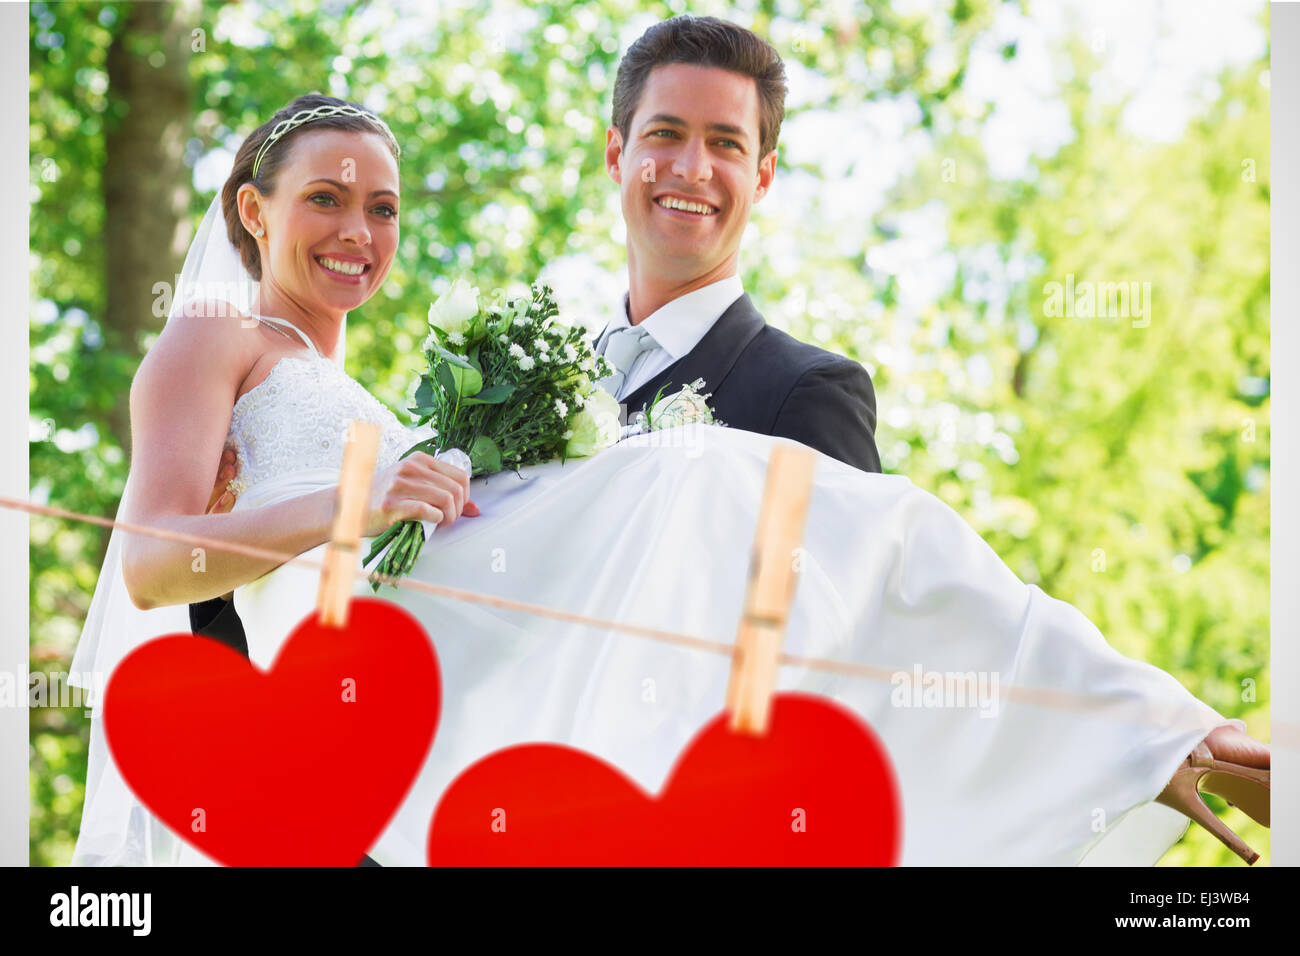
653,192,720,217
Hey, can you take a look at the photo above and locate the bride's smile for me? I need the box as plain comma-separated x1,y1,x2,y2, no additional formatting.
315,253,372,280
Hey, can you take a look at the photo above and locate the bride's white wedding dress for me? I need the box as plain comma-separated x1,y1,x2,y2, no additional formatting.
74,315,1243,866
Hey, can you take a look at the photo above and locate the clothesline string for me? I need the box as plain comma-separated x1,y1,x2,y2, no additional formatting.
0,493,1278,734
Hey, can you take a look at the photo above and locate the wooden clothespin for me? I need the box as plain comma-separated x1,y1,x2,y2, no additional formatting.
725,443,818,736
316,421,382,628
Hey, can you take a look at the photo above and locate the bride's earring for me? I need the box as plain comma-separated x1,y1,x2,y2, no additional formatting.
253,225,266,238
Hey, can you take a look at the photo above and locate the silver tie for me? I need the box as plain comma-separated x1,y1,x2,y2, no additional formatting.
597,325,660,398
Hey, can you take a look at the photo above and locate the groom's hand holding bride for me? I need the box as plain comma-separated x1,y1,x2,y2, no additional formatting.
205,448,240,515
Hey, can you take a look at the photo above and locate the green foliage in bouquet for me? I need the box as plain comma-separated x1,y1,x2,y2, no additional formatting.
364,280,617,587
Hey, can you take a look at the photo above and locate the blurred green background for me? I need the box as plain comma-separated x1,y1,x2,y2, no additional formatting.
29,0,1269,865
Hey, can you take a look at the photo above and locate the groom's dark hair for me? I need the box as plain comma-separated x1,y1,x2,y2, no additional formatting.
612,16,787,160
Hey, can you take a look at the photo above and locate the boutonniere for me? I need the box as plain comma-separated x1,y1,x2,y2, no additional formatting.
623,378,725,438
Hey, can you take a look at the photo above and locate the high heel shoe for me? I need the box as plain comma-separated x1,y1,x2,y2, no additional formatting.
1155,740,1270,864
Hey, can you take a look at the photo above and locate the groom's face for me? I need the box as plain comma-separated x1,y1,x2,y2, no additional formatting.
606,63,777,284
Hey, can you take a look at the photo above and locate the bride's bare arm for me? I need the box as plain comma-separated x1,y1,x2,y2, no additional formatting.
121,309,471,610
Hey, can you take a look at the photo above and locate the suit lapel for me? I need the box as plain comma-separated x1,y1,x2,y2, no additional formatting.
621,293,765,413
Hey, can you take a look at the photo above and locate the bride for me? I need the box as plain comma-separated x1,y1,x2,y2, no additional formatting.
70,94,1270,867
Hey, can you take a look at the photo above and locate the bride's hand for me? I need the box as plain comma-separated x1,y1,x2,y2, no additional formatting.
365,452,481,535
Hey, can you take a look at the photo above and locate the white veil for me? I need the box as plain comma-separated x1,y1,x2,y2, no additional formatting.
68,191,348,865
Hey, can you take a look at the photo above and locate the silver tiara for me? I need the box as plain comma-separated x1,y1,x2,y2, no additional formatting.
251,104,395,180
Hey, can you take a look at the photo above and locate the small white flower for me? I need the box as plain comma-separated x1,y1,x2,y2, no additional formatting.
538,352,551,362
554,398,568,417
573,392,587,408
498,333,508,343
580,357,594,371
447,331,466,346
534,337,550,352
513,316,529,327
509,343,525,358
518,355,535,371
563,343,578,363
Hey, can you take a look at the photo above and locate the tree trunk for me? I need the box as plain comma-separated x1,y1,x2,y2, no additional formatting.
103,0,194,455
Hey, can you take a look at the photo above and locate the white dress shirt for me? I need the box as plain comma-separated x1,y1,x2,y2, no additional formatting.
595,275,745,402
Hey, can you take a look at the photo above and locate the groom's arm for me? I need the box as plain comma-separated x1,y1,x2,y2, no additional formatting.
771,357,882,473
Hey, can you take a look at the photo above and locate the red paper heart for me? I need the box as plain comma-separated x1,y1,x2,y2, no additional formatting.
427,693,901,865
105,598,440,866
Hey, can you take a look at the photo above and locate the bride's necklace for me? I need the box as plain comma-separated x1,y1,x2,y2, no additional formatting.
250,312,333,363
255,317,296,343
253,315,321,357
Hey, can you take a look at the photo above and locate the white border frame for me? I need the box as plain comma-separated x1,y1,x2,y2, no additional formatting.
1268,0,1297,867
1,0,30,867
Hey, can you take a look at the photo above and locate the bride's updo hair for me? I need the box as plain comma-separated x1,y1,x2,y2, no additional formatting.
221,93,400,280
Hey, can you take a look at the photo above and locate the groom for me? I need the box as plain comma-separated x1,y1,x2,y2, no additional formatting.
595,15,881,473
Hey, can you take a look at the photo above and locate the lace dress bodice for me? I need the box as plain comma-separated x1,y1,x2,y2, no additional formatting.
224,317,431,499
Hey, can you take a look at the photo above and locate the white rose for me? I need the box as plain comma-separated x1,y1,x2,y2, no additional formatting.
428,279,481,338
565,389,622,458
585,387,621,425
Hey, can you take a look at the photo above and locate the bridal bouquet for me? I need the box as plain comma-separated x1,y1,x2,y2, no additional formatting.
364,279,619,586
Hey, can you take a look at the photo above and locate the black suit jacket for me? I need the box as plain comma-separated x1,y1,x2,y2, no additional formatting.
618,293,882,473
